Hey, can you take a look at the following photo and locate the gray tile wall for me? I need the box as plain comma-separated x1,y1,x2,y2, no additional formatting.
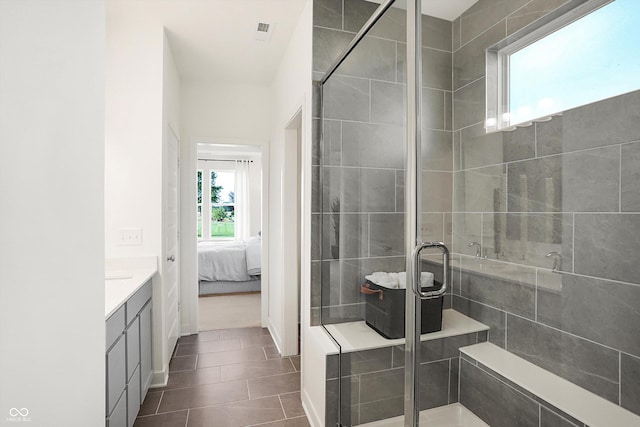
452,0,640,417
312,0,453,326
459,358,587,427
326,331,487,426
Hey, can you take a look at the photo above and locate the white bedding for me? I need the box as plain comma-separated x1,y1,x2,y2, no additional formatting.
198,238,261,282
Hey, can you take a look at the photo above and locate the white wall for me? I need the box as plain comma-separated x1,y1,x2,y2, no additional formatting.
0,1,105,425
106,1,180,385
181,82,272,141
267,0,313,356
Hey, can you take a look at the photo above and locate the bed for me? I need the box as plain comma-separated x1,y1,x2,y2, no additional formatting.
198,236,261,295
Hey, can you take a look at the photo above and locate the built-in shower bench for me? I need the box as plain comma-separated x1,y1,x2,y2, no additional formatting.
460,342,640,427
321,309,490,426
324,309,488,352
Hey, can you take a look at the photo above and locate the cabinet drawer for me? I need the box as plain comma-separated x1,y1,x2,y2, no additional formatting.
126,280,151,325
106,388,127,427
126,316,140,381
106,335,126,416
127,366,141,427
106,304,125,350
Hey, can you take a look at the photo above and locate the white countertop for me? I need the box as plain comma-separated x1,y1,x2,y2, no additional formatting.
105,256,157,319
324,309,489,352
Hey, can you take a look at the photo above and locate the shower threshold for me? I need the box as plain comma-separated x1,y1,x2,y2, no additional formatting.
358,403,489,427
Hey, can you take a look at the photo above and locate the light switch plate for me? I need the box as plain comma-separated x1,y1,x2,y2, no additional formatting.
118,228,142,245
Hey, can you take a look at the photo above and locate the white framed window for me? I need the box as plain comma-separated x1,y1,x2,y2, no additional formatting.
486,0,640,132
197,165,236,241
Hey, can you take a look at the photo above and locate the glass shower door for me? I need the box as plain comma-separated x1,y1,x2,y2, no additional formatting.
315,0,452,425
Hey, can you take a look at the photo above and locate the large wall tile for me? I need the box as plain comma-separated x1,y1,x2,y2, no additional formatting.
535,90,640,154
320,260,341,306
344,0,406,43
540,406,582,427
486,213,573,271
507,315,620,403
461,123,535,169
422,171,453,212
313,27,353,74
451,213,481,255
537,272,640,359
321,119,342,166
326,375,359,427
342,121,405,168
452,17,461,51
506,0,568,35
453,19,505,90
621,141,640,212
342,347,393,376
561,146,619,213
574,214,640,284
453,77,485,129
460,261,536,319
459,0,529,46
507,156,560,213
313,0,343,30
323,167,397,213
418,360,451,410
323,213,369,260
371,80,406,126
453,295,506,348
340,35,398,82
423,48,452,91
621,353,640,417
422,88,446,131
322,74,370,122
460,359,539,427
422,130,452,171
369,213,405,256
397,45,453,91
358,396,403,424
392,333,479,367
454,165,505,213
422,14,452,52
359,367,404,404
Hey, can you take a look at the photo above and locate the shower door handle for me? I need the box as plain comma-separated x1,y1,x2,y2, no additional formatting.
411,242,449,300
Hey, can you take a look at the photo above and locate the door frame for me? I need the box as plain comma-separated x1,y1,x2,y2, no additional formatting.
179,137,270,336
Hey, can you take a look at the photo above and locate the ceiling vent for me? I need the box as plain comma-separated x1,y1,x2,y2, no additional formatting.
254,21,274,42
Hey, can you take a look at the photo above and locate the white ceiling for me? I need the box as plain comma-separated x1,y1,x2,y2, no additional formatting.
116,0,476,85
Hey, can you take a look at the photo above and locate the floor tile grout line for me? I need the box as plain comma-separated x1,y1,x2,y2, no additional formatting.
278,394,287,419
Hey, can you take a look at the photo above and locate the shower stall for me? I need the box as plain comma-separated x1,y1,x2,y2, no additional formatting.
311,0,640,426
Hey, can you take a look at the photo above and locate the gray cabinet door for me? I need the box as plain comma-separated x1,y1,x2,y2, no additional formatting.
139,301,153,398
107,389,127,427
106,335,126,416
126,316,140,381
127,366,141,427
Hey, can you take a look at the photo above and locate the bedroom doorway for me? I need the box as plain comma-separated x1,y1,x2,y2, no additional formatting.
195,143,264,331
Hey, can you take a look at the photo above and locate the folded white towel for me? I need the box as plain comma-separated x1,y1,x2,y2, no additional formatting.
420,271,434,287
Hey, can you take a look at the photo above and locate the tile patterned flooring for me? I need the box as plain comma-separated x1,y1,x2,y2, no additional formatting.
134,327,310,427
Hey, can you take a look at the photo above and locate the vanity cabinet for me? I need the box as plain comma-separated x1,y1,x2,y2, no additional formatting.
105,280,152,427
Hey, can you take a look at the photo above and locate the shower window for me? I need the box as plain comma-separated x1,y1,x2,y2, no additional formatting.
486,0,640,131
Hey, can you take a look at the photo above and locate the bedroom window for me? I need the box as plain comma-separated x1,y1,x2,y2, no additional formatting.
197,166,236,241
486,0,640,131
210,170,235,239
